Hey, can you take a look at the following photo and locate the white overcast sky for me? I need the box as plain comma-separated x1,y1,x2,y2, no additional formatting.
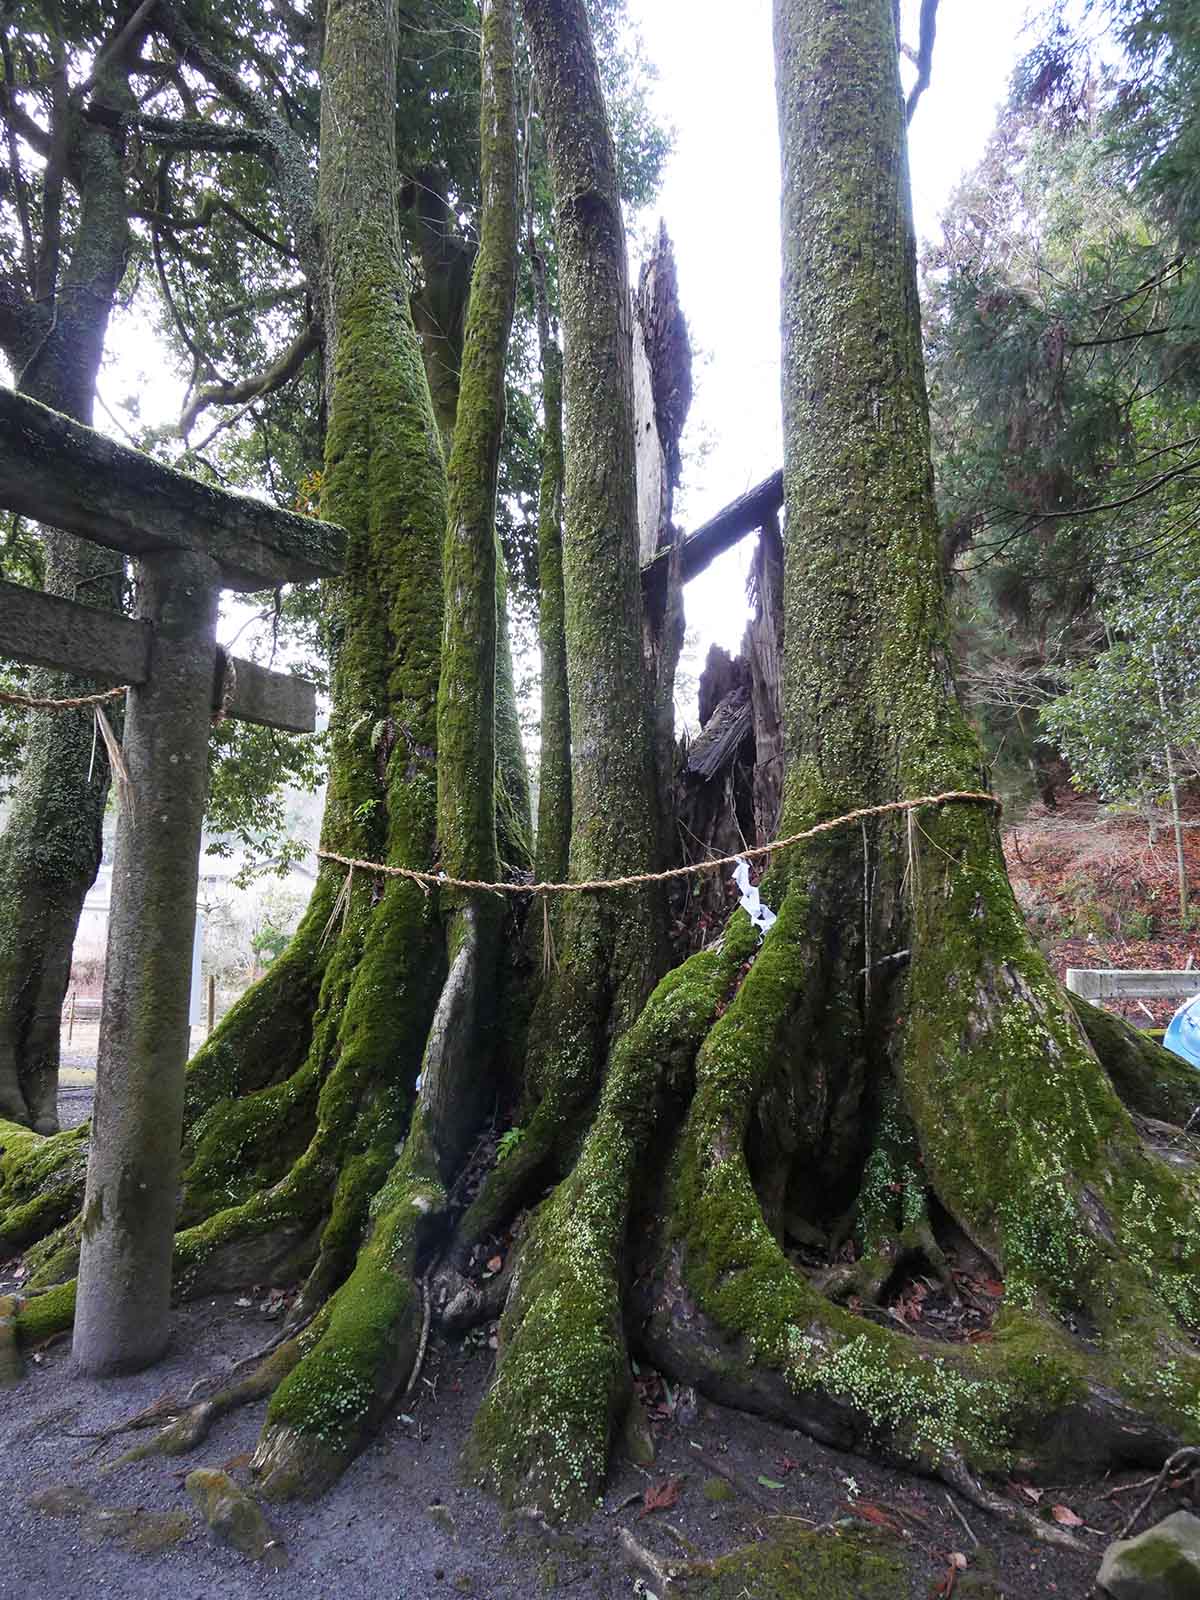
625,0,1036,665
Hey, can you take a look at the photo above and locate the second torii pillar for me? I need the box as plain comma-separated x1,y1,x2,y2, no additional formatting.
73,549,221,1375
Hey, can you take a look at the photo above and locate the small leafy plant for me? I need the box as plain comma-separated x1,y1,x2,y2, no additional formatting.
496,1126,525,1164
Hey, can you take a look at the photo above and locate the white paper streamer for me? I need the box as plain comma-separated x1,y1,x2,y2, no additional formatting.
733,857,776,935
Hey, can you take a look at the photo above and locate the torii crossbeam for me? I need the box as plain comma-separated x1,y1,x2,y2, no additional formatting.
0,389,345,1376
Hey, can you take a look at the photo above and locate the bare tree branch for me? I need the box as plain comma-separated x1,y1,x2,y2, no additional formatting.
33,26,68,303
0,266,42,363
905,0,939,124
179,319,320,437
133,194,299,259
75,0,161,100
155,0,317,278
0,31,35,286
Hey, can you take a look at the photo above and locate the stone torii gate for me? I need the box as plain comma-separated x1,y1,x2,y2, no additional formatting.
0,389,345,1376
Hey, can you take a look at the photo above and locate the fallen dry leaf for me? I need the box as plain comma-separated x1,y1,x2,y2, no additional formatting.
640,1477,682,1517
948,1551,968,1569
845,1502,905,1535
1051,1504,1083,1526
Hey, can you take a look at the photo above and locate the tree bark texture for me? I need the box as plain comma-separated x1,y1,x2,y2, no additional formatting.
445,0,667,1268
466,0,1200,1521
634,223,692,873
530,234,570,888
0,32,139,1132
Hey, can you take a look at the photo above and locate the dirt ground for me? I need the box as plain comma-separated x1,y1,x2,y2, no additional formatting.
4,1263,1189,1599
11,804,1196,1596
1004,792,1200,1027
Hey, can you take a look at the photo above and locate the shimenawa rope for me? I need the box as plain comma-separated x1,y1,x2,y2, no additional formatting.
317,790,1000,900
0,684,999,899
0,684,127,711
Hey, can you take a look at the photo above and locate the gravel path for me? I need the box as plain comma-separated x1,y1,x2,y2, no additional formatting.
0,1288,1117,1599
56,1083,95,1131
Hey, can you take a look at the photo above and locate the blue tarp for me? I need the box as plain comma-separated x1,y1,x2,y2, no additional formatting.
1164,992,1200,1068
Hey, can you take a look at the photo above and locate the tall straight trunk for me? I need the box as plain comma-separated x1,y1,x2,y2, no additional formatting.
468,0,1200,1522
530,234,570,887
426,0,521,1175
450,0,665,1255
0,41,138,1132
464,0,669,1513
494,548,534,871
1152,646,1188,920
12,0,1200,1532
249,0,523,1497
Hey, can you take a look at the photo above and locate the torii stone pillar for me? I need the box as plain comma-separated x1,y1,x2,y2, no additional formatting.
74,548,221,1374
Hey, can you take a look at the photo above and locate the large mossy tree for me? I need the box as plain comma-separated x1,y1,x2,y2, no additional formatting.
4,0,1200,1530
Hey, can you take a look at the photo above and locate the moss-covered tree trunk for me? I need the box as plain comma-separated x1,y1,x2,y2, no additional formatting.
0,0,529,1494
449,0,666,1262
462,0,1200,1524
0,32,141,1133
8,0,1200,1534
529,230,570,887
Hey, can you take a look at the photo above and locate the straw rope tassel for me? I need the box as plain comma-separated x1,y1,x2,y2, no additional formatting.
94,704,134,817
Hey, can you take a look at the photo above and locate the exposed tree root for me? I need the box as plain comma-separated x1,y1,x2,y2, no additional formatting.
1071,994,1200,1127
459,848,1200,1525
113,1339,304,1464
467,918,760,1518
1118,1445,1200,1539
8,854,1200,1535
941,1458,1086,1553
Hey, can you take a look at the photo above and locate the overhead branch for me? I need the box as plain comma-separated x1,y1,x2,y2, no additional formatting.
33,32,68,303
0,266,41,363
155,0,317,278
0,70,53,159
84,103,271,155
133,194,298,259
75,0,161,99
179,319,320,437
209,284,306,324
1,34,35,284
905,0,939,124
150,195,220,391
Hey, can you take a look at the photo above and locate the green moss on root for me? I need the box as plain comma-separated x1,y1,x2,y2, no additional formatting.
14,1278,75,1345
0,1120,88,1252
469,916,759,1519
685,1523,909,1600
253,1130,440,1498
